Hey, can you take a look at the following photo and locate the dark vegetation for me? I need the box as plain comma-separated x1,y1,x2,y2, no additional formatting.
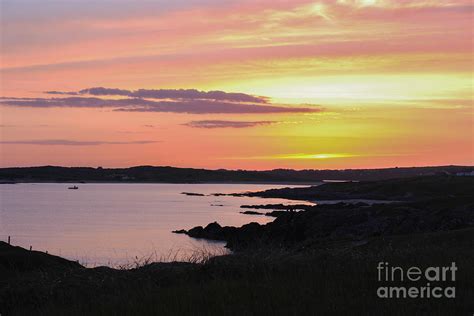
2,229,473,315
236,174,474,201
0,165,472,183
1,175,473,315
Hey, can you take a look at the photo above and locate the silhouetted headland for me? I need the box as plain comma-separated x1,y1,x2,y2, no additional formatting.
1,165,472,183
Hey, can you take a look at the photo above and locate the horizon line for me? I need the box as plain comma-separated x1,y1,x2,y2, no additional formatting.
0,164,472,173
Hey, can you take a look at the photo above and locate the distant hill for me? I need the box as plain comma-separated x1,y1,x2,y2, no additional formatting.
243,174,474,201
0,165,472,183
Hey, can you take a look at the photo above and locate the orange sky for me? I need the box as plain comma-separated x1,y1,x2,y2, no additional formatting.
0,0,473,169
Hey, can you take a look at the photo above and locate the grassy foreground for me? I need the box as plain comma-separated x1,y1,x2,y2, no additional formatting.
1,227,473,315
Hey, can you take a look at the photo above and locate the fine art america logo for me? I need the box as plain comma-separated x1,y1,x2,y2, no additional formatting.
377,262,457,299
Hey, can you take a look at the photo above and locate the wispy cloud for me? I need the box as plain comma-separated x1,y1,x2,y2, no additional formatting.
44,90,79,95
0,124,50,128
0,139,159,146
184,120,277,128
1,88,322,114
65,87,270,104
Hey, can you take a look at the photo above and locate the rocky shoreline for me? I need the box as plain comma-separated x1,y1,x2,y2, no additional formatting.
174,175,474,251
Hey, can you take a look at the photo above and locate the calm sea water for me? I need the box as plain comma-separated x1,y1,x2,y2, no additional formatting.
0,183,310,266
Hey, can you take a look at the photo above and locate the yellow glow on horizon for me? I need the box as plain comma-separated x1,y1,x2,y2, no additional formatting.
229,153,362,160
278,153,359,160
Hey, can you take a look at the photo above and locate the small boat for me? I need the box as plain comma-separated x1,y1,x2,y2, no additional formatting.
68,186,79,190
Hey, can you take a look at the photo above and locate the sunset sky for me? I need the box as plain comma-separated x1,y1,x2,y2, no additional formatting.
0,0,472,169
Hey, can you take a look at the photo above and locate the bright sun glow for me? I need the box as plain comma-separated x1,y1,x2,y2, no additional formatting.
276,153,359,160
228,153,362,161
